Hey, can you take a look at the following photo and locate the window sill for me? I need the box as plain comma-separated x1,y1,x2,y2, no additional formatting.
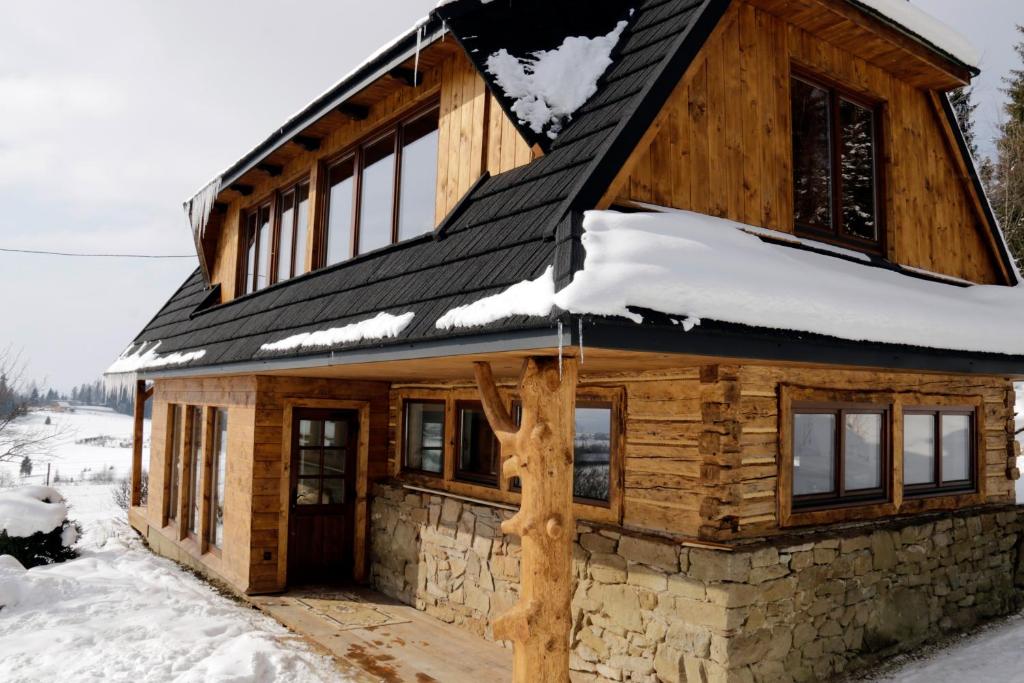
783,490,986,528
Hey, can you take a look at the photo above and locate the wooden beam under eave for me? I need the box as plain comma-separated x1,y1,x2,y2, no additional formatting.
337,103,370,120
388,66,423,87
256,163,283,177
292,135,322,152
745,0,972,90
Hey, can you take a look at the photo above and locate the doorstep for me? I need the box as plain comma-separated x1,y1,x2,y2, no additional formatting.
246,586,512,683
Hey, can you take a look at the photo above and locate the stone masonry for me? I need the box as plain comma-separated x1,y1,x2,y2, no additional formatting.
369,481,1024,682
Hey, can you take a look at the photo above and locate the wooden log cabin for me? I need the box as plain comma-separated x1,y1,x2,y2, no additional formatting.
110,0,1024,680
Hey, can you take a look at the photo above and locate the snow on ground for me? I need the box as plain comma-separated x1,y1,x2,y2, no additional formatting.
867,613,1024,682
0,407,148,486
0,410,344,682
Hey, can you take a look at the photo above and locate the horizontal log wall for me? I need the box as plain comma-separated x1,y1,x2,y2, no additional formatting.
613,0,1004,284
386,365,1015,544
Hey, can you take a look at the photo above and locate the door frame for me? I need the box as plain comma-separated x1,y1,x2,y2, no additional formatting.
278,398,371,587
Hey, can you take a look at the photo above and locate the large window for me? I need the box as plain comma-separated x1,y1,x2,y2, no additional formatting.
403,400,445,475
456,402,499,486
322,106,439,264
207,408,228,550
239,201,273,295
791,74,881,251
792,403,889,509
904,407,975,496
276,181,310,282
164,404,183,525
185,406,203,537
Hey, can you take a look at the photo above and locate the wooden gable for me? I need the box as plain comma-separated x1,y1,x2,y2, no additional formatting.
602,0,1009,285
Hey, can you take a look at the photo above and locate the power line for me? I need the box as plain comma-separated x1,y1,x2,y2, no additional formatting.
0,247,195,259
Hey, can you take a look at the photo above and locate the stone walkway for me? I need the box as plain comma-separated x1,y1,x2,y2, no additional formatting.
247,586,512,682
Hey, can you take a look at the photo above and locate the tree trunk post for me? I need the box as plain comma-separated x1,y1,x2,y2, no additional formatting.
474,356,577,683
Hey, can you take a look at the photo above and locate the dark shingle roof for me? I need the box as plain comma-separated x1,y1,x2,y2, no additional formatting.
125,0,725,373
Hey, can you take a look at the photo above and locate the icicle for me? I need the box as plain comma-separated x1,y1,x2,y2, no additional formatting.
558,320,564,379
414,23,423,87
578,317,585,365
183,176,223,241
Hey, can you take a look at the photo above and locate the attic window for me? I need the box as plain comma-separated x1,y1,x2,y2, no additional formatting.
321,104,439,266
791,73,882,253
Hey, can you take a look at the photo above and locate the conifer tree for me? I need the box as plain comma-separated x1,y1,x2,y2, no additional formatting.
986,25,1024,263
950,87,979,157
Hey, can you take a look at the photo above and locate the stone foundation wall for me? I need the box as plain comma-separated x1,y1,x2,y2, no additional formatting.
369,482,1024,682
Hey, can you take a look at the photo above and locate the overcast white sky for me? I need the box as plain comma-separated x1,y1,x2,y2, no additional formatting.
0,0,1020,392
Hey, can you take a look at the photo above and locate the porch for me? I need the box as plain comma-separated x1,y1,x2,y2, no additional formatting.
246,585,512,683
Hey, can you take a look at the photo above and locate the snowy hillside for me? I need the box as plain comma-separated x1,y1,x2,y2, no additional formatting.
0,408,343,682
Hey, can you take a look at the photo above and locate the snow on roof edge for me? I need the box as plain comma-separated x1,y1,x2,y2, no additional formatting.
432,209,1024,358
182,14,440,212
850,0,980,70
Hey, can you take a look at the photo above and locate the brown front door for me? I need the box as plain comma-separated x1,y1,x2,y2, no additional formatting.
288,409,359,585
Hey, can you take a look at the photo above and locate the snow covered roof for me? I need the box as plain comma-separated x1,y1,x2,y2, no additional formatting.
479,210,1024,357
126,0,1018,379
850,0,979,70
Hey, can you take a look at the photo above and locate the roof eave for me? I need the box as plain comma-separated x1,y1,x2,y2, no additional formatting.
194,17,448,200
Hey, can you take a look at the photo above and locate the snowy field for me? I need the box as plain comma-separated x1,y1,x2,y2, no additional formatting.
0,409,343,682
0,407,149,486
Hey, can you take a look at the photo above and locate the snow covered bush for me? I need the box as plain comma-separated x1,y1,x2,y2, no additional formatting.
0,486,79,568
112,470,146,511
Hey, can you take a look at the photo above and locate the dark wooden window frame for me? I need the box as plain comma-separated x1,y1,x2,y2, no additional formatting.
317,101,440,267
791,67,887,255
903,405,977,498
791,400,892,512
237,197,275,296
273,178,312,283
401,398,447,478
291,407,354,511
454,400,500,488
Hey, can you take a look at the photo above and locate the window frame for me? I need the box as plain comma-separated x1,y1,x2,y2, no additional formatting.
162,404,184,528
790,400,892,511
205,407,228,554
401,398,447,478
317,102,440,267
182,405,204,541
237,197,275,296
790,68,886,255
273,177,312,284
395,386,624,525
780,386,986,528
902,405,977,498
454,400,501,488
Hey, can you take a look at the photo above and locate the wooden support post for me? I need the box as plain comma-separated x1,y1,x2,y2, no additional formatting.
474,356,577,683
130,379,150,507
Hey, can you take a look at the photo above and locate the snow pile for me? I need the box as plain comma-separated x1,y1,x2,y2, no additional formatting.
260,311,416,352
853,0,979,68
436,267,556,330
0,484,342,680
105,341,206,375
486,20,628,139
0,486,69,538
436,209,1024,356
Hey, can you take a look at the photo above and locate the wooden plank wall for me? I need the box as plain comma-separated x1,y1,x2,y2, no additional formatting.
383,364,1015,544
612,1,1003,284
730,366,1015,539
253,376,390,593
209,50,530,302
143,376,257,591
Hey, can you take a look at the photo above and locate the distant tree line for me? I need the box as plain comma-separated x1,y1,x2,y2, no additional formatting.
26,379,147,418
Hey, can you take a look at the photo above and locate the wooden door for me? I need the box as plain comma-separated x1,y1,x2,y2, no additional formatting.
288,409,359,585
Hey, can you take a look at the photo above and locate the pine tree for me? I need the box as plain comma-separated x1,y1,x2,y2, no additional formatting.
986,25,1024,264
950,87,979,157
